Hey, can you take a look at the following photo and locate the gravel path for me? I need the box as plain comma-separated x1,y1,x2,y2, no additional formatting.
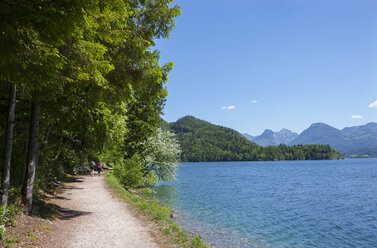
51,175,159,248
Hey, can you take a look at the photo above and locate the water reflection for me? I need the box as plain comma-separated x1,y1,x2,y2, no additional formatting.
156,184,179,205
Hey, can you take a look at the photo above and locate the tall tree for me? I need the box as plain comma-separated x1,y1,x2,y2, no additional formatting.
22,98,40,214
1,84,16,211
0,0,97,213
0,0,181,214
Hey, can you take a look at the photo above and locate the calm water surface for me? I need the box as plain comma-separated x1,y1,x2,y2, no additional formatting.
156,159,377,248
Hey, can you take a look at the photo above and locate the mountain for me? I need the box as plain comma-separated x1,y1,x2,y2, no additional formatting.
243,133,255,142
289,122,377,157
276,128,299,145
168,116,341,162
289,123,346,148
341,122,377,150
243,128,298,147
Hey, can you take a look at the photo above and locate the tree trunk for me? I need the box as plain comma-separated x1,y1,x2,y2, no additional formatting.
54,134,63,160
1,84,17,212
22,97,41,215
43,124,53,143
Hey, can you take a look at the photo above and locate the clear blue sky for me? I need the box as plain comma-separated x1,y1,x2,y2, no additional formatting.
156,0,377,135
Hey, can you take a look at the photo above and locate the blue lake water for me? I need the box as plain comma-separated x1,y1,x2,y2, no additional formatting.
156,159,377,248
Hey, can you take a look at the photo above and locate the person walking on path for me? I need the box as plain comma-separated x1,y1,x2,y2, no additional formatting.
90,161,95,177
96,161,102,176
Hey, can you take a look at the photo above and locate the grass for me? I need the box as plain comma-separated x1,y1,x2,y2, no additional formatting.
105,172,208,248
2,234,21,247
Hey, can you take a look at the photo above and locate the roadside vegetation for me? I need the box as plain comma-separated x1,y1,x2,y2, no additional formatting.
105,172,207,248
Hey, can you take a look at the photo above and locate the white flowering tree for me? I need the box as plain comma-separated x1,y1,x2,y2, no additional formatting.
142,128,181,186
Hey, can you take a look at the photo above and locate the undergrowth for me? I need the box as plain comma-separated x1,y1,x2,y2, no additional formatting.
0,204,20,240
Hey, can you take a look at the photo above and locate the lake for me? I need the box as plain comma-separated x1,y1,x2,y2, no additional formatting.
156,159,377,248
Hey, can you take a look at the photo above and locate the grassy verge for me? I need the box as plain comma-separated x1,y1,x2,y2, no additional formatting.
104,171,208,248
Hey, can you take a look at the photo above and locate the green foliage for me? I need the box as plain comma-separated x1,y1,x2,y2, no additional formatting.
160,119,171,132
191,235,208,248
142,128,181,183
169,116,342,162
123,100,165,159
0,204,19,239
114,128,181,190
105,172,171,221
170,116,262,162
0,223,4,240
113,155,144,189
105,173,208,247
2,234,21,246
0,0,181,213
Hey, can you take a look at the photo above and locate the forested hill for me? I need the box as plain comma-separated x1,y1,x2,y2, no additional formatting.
169,116,260,161
168,116,342,162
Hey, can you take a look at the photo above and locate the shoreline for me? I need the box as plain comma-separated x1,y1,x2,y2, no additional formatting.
104,172,208,248
1,174,207,248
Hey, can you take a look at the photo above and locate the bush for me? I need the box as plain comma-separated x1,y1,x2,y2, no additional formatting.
113,154,144,189
0,204,19,239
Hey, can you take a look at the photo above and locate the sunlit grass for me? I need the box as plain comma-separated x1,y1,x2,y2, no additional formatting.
105,172,208,248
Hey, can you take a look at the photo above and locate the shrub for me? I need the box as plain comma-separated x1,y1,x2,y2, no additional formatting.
113,154,144,189
0,204,19,239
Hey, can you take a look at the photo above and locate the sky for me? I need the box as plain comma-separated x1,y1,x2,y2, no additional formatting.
155,0,377,136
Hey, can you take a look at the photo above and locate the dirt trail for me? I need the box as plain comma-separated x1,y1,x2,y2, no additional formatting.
49,175,159,248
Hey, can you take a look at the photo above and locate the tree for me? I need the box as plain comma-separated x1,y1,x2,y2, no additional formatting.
1,84,16,211
1,0,100,214
142,128,181,185
0,0,182,214
22,98,41,214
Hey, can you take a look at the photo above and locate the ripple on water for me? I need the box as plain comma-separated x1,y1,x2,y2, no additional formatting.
157,159,377,248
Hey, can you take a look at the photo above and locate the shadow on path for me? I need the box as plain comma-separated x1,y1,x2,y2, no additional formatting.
32,176,90,220
55,206,92,220
32,198,91,220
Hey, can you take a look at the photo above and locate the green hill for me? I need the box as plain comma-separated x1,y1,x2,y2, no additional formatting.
168,116,342,162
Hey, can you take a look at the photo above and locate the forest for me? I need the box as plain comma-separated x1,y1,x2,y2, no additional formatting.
168,116,343,162
0,0,181,215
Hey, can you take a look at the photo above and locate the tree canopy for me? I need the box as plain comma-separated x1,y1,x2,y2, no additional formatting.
0,0,181,214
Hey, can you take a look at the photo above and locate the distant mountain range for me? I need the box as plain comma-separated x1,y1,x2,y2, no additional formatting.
166,116,341,162
244,122,377,158
244,129,298,147
289,122,377,157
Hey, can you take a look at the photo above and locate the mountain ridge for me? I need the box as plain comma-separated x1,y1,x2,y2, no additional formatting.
244,128,298,147
244,122,377,157
289,122,377,157
167,116,341,162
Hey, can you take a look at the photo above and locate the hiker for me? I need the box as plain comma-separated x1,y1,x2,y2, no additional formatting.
96,161,102,176
89,161,95,177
